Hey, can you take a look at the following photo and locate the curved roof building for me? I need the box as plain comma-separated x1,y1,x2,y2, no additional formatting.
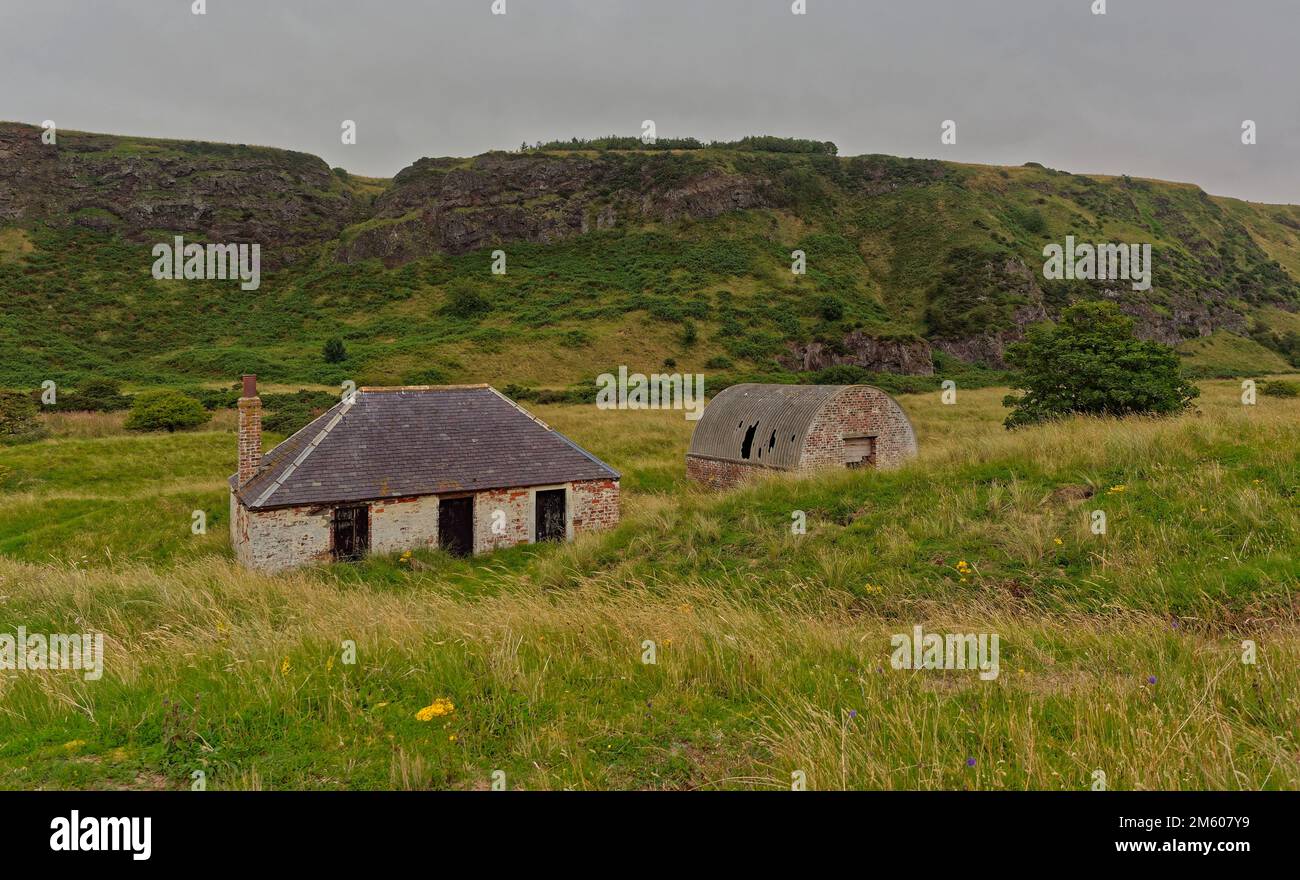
686,383,917,489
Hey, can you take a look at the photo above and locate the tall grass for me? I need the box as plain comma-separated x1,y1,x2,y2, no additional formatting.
0,380,1295,789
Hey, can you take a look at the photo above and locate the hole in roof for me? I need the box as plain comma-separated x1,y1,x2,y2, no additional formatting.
739,422,759,460
768,431,777,452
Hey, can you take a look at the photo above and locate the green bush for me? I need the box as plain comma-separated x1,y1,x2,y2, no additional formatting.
441,280,492,319
261,390,341,435
0,391,47,444
817,296,845,322
1003,301,1199,429
323,338,348,363
1261,379,1300,398
124,389,210,433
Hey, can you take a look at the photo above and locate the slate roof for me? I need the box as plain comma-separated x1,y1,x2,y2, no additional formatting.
232,385,619,510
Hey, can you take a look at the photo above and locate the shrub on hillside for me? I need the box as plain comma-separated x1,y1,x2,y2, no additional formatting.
323,337,348,363
817,296,845,322
124,389,210,433
54,379,132,413
262,391,341,435
0,390,47,444
1261,379,1299,398
1002,301,1199,429
441,280,491,319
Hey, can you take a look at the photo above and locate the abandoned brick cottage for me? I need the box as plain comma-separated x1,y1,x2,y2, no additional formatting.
230,376,620,572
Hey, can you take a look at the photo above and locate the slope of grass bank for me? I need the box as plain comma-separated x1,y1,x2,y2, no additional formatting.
0,380,1296,789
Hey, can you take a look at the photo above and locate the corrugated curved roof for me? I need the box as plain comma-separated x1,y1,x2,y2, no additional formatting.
687,383,849,469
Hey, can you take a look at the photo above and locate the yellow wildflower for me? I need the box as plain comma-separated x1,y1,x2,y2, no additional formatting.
280,657,291,675
416,698,455,721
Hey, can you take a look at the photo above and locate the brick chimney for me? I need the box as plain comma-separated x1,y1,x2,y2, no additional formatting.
237,374,262,488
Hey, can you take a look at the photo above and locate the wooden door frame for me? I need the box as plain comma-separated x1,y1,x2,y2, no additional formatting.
437,494,476,557
527,484,572,543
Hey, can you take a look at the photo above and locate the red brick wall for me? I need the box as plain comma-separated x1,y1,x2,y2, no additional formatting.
571,478,620,533
685,455,769,490
799,386,917,471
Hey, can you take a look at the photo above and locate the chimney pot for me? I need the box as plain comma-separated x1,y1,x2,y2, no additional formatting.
242,374,258,399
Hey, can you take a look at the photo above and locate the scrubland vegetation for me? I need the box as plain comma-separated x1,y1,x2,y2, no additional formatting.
0,379,1295,790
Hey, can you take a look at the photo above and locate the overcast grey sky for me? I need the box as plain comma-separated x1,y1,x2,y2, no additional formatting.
3,0,1297,202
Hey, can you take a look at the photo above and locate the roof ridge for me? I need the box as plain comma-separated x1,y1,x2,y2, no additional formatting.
487,386,551,431
250,394,359,508
358,384,491,392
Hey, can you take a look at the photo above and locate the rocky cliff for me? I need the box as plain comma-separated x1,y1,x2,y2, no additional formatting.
0,122,359,265
3,121,1299,386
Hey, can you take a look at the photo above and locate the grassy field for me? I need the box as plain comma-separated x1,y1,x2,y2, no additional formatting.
0,379,1297,790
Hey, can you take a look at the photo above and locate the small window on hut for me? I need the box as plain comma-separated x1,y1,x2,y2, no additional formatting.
843,436,877,470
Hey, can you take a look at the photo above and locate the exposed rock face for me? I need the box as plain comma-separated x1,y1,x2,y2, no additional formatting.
335,152,772,265
782,333,935,376
930,256,1050,368
0,122,358,265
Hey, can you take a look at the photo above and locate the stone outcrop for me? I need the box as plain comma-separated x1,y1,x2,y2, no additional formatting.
782,333,935,375
0,122,358,265
335,152,772,264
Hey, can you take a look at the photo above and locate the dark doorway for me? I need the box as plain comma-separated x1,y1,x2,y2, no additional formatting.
535,489,567,543
438,496,474,557
332,505,370,561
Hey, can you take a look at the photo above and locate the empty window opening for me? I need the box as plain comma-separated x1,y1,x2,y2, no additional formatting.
739,422,759,459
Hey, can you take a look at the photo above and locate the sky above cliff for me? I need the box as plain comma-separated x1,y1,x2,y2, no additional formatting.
3,0,1297,203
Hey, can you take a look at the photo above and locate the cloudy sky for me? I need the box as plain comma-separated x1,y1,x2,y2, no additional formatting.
3,0,1297,202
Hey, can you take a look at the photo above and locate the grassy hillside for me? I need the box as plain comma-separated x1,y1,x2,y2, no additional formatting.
1,381,1296,790
4,127,1300,392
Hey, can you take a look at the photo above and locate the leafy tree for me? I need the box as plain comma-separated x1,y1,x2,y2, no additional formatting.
0,391,46,444
124,389,209,433
1002,301,1199,429
323,337,348,363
